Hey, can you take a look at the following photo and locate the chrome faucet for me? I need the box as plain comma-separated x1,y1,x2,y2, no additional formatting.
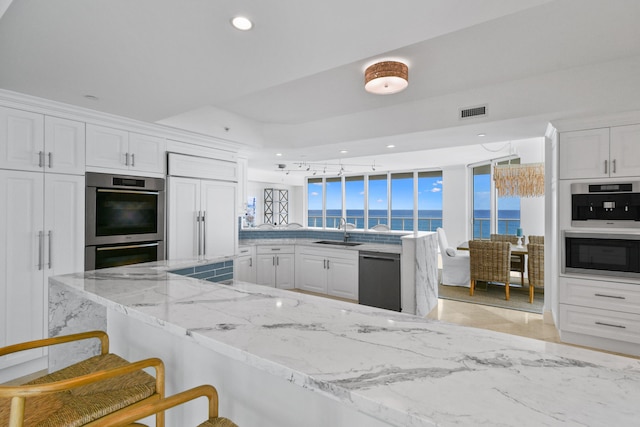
338,217,350,242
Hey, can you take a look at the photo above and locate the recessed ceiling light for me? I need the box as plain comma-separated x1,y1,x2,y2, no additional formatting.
84,94,99,101
386,144,395,148
275,153,283,157
340,150,348,154
231,16,253,31
477,133,486,137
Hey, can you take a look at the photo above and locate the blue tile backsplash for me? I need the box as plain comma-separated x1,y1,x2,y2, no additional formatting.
169,260,234,283
238,228,404,245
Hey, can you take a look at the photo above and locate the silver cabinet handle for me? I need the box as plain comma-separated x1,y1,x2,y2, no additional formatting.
604,159,608,174
249,257,252,267
38,151,44,168
131,153,135,167
272,256,275,266
595,293,625,300
38,231,44,270
595,321,626,329
196,211,201,256
326,259,330,269
48,152,53,168
323,259,326,269
276,255,279,266
202,211,207,256
612,159,616,174
125,152,130,166
48,230,52,269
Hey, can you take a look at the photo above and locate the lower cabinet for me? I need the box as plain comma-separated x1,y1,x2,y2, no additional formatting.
296,246,358,300
235,246,256,283
559,276,640,354
256,245,295,289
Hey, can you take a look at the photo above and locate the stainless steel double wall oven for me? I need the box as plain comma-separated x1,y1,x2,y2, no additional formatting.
85,172,165,270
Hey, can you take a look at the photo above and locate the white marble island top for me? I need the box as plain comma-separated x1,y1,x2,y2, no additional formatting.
50,260,640,427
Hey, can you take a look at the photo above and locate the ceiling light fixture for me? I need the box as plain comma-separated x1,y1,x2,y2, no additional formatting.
364,61,408,95
477,133,487,137
275,153,283,157
340,150,348,154
386,144,395,148
231,16,253,31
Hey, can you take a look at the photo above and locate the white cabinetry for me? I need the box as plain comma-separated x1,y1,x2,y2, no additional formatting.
256,245,294,289
559,126,640,179
168,176,237,259
86,124,165,174
235,246,256,283
296,246,358,300
0,107,85,174
0,170,84,375
559,276,640,355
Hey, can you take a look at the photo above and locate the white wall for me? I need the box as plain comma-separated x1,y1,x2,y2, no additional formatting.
441,165,468,248
516,138,545,239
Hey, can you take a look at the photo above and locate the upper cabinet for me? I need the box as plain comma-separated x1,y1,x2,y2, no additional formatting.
560,126,640,179
0,107,85,175
86,124,166,174
44,116,85,175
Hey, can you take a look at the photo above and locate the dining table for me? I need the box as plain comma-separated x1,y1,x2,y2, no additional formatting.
456,240,528,256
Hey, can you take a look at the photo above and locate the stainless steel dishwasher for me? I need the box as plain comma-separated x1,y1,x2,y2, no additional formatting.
358,251,401,311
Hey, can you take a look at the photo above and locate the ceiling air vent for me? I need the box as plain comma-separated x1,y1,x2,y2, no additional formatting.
459,104,487,120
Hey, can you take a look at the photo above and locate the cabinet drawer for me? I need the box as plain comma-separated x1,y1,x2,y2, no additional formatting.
559,277,640,315
256,245,294,255
560,304,640,344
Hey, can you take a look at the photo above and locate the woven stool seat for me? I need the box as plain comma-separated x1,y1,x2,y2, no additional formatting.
0,353,157,426
198,417,239,427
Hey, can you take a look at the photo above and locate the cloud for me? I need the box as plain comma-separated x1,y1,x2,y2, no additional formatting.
310,192,319,197
430,188,441,193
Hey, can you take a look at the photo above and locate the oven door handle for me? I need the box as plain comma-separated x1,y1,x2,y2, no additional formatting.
96,242,160,251
96,189,159,195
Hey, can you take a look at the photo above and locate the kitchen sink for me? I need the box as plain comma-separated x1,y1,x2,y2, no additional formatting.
314,240,362,247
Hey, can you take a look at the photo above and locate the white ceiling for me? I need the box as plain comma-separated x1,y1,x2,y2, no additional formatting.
2,0,640,179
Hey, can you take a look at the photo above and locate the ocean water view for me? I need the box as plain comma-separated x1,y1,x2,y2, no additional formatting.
308,209,520,237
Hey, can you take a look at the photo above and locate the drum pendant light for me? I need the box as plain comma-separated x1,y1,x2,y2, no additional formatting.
364,61,409,95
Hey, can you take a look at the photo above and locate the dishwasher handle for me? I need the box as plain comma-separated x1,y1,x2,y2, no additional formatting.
360,255,398,261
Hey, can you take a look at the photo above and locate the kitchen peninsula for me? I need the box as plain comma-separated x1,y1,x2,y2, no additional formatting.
49,260,640,427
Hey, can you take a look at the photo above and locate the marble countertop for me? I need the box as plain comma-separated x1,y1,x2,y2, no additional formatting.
50,260,640,427
239,238,402,254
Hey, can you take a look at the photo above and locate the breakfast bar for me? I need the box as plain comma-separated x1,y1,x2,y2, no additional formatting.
49,259,640,427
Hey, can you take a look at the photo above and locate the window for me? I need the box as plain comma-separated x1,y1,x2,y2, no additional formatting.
391,172,414,231
496,159,521,235
471,158,521,239
472,164,491,239
345,176,365,229
305,169,443,231
325,177,342,228
368,174,388,228
418,171,443,231
307,178,323,228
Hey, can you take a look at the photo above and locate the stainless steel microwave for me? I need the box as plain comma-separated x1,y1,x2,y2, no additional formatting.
563,231,640,279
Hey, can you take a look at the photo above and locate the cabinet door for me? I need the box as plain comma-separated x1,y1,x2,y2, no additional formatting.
201,180,237,257
610,124,640,178
44,174,85,280
297,254,327,294
44,116,85,175
86,124,128,170
235,255,256,283
559,128,610,179
0,106,44,171
275,253,295,289
0,170,45,369
168,177,200,259
256,255,276,287
326,256,358,300
129,132,166,174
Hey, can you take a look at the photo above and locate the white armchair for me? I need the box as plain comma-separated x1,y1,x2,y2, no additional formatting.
436,227,470,287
